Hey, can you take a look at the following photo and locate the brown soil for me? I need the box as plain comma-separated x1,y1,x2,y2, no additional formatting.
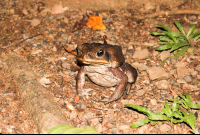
0,0,200,134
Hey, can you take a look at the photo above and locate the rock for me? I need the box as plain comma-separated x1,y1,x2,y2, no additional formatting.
146,67,170,80
62,62,69,69
183,75,193,82
160,51,170,61
170,57,177,65
90,118,100,127
136,89,146,96
118,125,130,131
131,62,148,71
170,79,176,85
70,110,77,119
150,99,157,105
159,124,171,133
195,65,200,71
95,123,103,133
156,80,168,90
133,48,150,59
176,67,189,77
182,83,198,91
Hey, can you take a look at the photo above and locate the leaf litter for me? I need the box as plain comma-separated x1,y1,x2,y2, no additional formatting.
0,0,200,134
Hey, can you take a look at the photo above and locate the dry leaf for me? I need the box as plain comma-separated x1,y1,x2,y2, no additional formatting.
51,4,68,14
29,18,41,27
86,16,106,30
41,3,68,14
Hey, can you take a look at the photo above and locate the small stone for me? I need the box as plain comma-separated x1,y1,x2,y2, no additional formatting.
62,34,69,40
160,51,170,61
156,80,168,90
183,75,193,82
42,41,47,45
95,123,103,133
177,67,189,77
133,48,150,59
146,67,170,80
111,130,116,134
170,79,176,85
150,99,157,105
62,62,68,69
69,71,75,76
161,93,167,98
75,31,79,35
57,60,62,67
170,57,177,64
131,62,148,71
168,96,174,99
118,125,130,131
136,89,146,96
196,65,200,71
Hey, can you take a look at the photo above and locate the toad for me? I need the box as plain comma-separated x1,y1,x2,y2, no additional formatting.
63,36,137,102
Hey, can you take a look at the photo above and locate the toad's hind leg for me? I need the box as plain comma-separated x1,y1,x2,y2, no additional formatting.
119,63,138,99
108,68,128,102
123,83,132,99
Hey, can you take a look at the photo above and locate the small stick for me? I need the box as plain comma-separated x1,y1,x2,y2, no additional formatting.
134,10,200,19
1,33,43,49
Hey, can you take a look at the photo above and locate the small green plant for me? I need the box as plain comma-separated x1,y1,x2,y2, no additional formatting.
0,33,12,41
126,93,200,134
45,125,100,134
151,21,200,58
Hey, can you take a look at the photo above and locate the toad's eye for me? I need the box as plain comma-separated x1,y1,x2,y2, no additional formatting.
96,50,104,57
76,48,81,55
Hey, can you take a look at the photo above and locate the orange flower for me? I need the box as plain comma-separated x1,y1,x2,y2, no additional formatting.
86,16,106,30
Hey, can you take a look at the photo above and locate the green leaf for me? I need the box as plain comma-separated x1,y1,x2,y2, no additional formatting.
157,24,172,32
187,102,200,109
48,125,100,134
174,46,189,57
162,102,172,117
174,20,185,35
187,24,196,38
130,119,150,128
48,125,74,134
185,93,191,102
193,34,200,41
155,43,175,51
0,33,12,41
159,36,171,41
151,32,165,36
126,104,155,116
170,42,189,52
162,31,177,42
192,30,200,38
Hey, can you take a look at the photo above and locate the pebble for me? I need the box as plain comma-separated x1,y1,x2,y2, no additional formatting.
160,93,167,98
62,62,68,69
170,79,176,85
111,130,116,134
170,57,177,65
41,41,47,45
62,34,69,40
75,31,79,35
183,75,193,82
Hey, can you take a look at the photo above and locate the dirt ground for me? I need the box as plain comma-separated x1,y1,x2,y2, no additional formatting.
0,0,200,134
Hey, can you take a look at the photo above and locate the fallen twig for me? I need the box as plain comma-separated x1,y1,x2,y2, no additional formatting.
1,33,43,49
134,10,200,19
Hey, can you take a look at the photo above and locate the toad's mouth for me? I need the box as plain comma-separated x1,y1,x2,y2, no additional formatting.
77,58,109,65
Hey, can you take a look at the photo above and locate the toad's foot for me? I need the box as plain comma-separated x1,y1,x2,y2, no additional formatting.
78,88,93,99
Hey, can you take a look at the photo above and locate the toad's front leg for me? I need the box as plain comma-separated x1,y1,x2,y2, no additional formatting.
76,66,93,99
108,68,128,102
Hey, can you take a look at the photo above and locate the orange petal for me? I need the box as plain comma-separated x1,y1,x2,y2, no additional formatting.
86,16,106,30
